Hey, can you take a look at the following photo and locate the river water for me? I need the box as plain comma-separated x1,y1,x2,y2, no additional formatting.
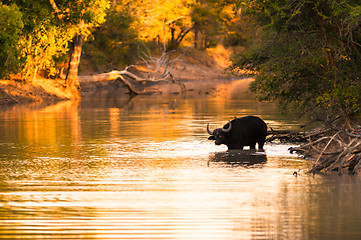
0,81,361,239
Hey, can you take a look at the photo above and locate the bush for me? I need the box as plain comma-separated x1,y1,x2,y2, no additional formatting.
230,0,361,124
0,3,23,78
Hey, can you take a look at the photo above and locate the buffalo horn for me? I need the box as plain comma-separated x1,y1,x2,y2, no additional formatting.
222,121,232,133
207,123,214,135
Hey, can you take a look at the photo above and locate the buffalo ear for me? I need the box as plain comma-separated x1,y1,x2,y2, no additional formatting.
208,136,215,140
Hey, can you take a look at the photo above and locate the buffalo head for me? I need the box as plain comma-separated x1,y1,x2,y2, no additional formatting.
207,121,232,145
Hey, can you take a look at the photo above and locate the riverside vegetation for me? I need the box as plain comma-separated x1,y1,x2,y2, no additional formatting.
2,0,361,174
231,0,361,174
0,0,245,101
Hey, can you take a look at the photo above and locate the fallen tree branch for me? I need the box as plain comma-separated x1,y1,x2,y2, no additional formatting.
77,45,188,95
283,128,361,175
266,128,307,143
79,69,145,83
268,127,361,175
78,69,149,95
78,67,184,95
311,131,341,173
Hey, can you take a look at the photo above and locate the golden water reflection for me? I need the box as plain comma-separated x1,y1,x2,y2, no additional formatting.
0,84,361,239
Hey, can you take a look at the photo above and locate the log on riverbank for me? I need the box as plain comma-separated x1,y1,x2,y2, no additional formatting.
268,128,361,175
78,67,185,95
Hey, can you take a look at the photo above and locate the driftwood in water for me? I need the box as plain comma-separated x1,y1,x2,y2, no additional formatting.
78,47,186,95
79,68,153,95
266,128,308,143
268,127,361,175
290,129,361,175
78,67,185,95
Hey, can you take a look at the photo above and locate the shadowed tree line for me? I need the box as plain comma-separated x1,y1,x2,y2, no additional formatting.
230,0,361,125
229,0,361,174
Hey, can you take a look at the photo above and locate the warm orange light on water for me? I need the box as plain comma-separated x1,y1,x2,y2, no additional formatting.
1,85,358,239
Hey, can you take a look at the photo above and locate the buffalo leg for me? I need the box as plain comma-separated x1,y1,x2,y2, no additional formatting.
258,140,265,150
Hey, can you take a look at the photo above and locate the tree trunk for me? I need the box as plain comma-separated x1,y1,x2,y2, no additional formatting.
193,22,199,49
66,34,83,98
167,27,177,50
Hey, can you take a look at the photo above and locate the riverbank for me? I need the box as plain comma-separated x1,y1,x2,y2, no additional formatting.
0,79,70,106
0,46,245,106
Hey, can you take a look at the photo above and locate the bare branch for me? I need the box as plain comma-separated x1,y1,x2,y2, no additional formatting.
311,131,341,173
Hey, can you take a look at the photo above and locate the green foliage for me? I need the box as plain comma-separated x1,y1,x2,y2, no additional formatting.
0,0,110,80
83,0,240,70
223,12,258,47
231,0,361,122
191,0,239,49
191,2,221,48
0,0,253,82
0,3,23,78
18,18,76,79
82,5,138,71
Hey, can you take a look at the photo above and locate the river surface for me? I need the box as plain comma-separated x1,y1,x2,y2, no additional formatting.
0,81,361,239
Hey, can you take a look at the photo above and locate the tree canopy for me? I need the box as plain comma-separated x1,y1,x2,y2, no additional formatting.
1,0,242,83
0,3,23,78
80,0,243,72
230,0,361,124
1,0,110,82
3,0,361,117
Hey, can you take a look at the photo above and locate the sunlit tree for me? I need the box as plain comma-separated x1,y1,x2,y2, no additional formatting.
47,0,110,92
1,0,110,96
114,0,239,50
129,0,195,49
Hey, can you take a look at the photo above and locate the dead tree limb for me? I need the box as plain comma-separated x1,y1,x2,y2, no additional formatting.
311,131,341,173
78,46,187,95
268,126,361,174
79,69,145,83
266,128,307,143
78,69,160,95
138,43,187,90
285,128,361,175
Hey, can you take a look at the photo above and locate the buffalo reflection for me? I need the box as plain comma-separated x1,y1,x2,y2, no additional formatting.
208,150,267,167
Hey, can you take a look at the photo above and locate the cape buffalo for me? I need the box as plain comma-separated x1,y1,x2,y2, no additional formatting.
207,116,267,150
